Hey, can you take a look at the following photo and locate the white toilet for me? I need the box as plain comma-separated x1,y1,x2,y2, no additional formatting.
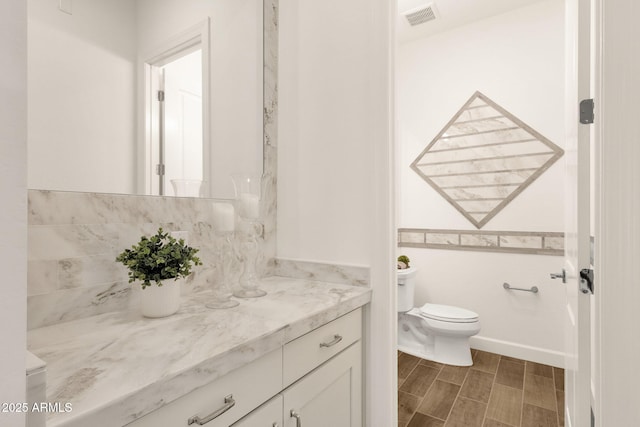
397,268,480,366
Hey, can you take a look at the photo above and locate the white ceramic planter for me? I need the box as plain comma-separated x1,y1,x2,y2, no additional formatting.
139,279,182,318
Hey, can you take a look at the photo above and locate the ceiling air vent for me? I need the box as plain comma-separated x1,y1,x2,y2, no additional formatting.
403,3,438,26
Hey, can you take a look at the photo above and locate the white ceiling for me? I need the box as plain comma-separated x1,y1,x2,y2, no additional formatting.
397,0,549,43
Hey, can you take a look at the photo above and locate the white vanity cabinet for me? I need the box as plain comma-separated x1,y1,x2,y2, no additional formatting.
282,341,361,427
126,308,363,427
280,308,362,427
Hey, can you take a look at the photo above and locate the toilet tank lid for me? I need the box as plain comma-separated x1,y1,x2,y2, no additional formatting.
397,267,417,278
419,303,478,321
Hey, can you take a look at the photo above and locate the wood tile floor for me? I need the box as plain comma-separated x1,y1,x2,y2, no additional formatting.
398,350,564,427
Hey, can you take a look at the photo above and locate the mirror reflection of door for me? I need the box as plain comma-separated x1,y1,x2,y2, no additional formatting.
149,47,204,197
161,49,203,197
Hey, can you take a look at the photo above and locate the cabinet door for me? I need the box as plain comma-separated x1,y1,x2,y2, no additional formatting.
231,395,283,427
282,342,361,427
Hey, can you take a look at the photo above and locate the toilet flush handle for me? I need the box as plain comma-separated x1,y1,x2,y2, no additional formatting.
550,269,566,284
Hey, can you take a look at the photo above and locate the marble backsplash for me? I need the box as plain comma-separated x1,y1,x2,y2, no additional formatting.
27,190,275,329
273,258,369,287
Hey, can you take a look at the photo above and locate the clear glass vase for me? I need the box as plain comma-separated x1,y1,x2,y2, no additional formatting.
206,231,240,309
170,179,203,197
231,174,266,298
234,219,266,298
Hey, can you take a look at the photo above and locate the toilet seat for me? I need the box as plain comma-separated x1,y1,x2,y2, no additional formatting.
418,303,478,323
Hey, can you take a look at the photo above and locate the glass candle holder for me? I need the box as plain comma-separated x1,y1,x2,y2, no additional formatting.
207,202,240,309
233,219,266,298
230,174,261,219
171,179,204,197
206,230,240,309
231,174,266,298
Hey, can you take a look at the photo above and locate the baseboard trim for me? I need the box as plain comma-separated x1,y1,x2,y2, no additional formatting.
470,335,566,368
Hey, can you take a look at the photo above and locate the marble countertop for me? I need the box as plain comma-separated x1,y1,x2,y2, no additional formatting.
27,276,371,427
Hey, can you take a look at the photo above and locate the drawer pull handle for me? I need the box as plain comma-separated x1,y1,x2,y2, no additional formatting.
290,409,302,427
187,394,235,425
319,334,343,348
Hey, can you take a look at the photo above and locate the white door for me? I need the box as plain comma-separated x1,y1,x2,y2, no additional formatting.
282,343,362,427
146,46,205,197
162,49,204,196
562,0,592,426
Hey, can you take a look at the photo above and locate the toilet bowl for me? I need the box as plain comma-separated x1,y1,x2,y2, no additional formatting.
397,268,480,366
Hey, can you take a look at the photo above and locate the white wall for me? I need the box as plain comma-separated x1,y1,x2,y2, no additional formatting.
278,0,373,264
398,0,565,232
596,0,640,424
278,0,395,424
0,0,27,425
27,0,137,194
397,0,567,365
400,248,566,364
137,0,263,199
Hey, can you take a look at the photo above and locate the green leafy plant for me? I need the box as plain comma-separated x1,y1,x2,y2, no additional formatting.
397,255,410,269
116,228,202,289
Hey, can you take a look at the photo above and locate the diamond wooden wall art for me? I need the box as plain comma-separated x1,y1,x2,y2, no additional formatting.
410,91,564,229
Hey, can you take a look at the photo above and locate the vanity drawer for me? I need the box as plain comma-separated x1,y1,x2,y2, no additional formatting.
283,308,362,387
126,349,282,427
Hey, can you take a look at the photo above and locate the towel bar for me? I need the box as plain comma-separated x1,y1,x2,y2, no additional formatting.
503,282,538,293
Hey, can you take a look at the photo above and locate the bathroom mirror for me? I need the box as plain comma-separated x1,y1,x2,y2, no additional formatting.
27,0,264,199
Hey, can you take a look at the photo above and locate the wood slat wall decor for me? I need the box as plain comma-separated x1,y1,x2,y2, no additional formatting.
410,91,564,229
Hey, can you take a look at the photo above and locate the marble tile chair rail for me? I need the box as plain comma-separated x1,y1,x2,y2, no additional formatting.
398,228,564,256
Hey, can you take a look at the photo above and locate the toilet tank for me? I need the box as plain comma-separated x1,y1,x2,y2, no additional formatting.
397,268,417,312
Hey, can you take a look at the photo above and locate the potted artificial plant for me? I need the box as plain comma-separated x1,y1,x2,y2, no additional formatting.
116,228,202,318
397,255,411,270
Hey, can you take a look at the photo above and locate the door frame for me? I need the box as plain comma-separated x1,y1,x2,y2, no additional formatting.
139,19,211,196
563,0,594,425
591,0,640,425
569,0,640,424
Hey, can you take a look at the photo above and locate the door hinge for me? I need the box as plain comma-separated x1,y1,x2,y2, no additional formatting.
579,268,594,294
158,90,165,102
156,164,165,176
580,99,594,124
